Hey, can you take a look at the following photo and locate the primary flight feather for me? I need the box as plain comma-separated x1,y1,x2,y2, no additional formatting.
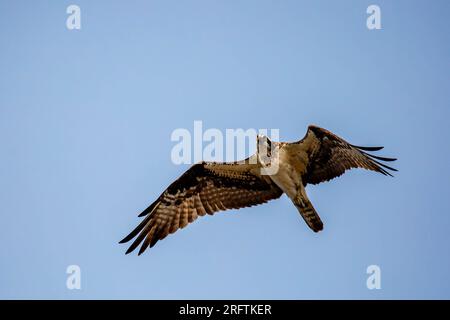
120,125,397,255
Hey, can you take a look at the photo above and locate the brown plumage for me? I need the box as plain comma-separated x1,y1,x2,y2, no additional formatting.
301,126,396,185
120,125,397,255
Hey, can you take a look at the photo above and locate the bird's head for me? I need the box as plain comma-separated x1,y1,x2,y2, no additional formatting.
256,134,273,166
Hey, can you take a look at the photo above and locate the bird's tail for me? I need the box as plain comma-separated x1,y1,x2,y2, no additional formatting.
293,193,323,232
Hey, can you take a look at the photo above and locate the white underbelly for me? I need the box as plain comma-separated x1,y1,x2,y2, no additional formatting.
269,163,300,198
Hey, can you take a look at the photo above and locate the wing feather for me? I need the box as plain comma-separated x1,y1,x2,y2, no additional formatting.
120,161,283,255
299,125,397,185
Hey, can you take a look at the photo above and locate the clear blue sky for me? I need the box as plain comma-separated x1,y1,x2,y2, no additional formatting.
1,0,449,299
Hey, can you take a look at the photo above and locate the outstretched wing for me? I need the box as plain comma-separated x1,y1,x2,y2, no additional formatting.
298,125,397,185
120,159,283,255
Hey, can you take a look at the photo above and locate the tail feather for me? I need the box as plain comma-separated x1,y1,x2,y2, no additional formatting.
294,195,323,232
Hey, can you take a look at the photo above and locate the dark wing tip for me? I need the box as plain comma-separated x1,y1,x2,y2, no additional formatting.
368,156,398,172
350,144,384,151
125,238,142,255
125,246,134,255
360,150,397,162
119,233,135,244
352,145,398,175
136,229,162,255
120,202,160,249
368,155,397,162
381,169,394,177
138,244,148,256
363,153,398,176
150,237,160,248
138,200,159,217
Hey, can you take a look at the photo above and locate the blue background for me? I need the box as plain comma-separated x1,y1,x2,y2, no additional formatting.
1,0,449,299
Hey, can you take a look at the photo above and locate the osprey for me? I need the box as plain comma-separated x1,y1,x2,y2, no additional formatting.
120,125,397,255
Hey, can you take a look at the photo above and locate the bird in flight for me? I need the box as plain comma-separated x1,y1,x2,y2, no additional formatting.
120,125,397,255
